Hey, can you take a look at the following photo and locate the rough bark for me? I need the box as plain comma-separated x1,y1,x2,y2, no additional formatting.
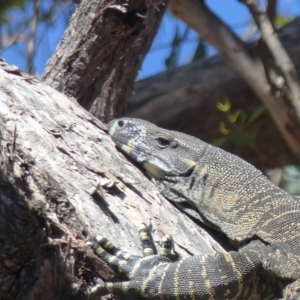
0,60,224,299
127,18,300,168
42,0,168,123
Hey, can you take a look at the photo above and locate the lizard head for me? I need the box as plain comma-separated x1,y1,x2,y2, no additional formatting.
108,118,204,180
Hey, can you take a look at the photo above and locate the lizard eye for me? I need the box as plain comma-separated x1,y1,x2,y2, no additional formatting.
156,137,171,148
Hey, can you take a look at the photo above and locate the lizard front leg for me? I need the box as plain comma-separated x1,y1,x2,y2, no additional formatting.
90,225,173,298
90,226,281,299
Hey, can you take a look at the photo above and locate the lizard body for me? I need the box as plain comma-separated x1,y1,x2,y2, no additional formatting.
91,118,300,299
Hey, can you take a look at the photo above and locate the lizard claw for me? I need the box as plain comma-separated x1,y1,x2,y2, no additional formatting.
90,226,174,298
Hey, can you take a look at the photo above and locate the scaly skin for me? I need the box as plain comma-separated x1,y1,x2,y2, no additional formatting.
91,118,300,299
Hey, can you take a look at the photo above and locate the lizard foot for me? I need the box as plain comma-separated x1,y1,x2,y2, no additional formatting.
90,224,174,298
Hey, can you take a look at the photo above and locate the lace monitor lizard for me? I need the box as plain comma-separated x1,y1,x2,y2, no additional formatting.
91,117,300,299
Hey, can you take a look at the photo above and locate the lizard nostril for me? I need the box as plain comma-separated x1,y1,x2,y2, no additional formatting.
118,120,125,127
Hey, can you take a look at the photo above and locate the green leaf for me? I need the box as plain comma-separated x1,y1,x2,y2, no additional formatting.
275,15,294,28
227,131,256,146
227,109,241,123
217,98,231,112
219,122,230,135
248,105,265,124
212,136,228,147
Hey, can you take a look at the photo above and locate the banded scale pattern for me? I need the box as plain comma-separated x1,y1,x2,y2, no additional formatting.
90,118,300,299
91,226,280,299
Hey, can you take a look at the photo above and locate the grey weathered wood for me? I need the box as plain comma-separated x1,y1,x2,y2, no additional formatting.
42,0,168,123
0,60,223,299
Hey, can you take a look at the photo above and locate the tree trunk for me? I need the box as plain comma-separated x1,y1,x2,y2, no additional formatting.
42,0,168,123
0,60,224,299
127,17,300,169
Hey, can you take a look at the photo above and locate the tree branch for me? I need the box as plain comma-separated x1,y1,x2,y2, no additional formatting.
127,18,300,168
42,0,168,122
168,0,300,157
25,0,39,74
240,0,300,141
267,0,277,27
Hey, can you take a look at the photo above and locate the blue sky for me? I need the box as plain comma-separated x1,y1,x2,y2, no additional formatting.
140,0,300,78
1,0,300,79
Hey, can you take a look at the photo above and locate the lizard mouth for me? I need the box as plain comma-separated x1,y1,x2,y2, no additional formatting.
112,139,195,177
112,139,147,161
112,139,176,176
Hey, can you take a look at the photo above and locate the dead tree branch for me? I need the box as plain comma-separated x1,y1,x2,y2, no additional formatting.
25,0,39,74
168,0,300,157
240,0,300,140
267,0,277,26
